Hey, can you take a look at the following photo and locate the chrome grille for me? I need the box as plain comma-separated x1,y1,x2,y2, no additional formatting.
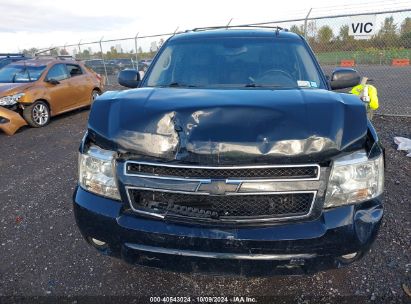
123,161,322,223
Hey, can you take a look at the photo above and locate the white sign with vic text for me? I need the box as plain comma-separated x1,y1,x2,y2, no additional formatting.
348,15,377,39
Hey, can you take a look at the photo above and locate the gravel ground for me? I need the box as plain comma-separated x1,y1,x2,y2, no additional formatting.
0,103,410,303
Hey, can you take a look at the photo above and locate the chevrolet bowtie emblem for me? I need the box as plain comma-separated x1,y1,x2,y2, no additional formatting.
197,180,240,195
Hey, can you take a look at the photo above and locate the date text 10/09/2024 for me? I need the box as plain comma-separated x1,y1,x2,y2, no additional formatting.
149,296,258,303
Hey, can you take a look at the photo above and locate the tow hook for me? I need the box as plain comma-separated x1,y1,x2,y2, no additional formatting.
285,258,306,269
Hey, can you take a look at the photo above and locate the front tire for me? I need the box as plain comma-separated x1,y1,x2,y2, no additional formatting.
91,89,101,104
23,101,50,128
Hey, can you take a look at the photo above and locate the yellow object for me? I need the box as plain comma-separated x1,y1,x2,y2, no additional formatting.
350,84,379,110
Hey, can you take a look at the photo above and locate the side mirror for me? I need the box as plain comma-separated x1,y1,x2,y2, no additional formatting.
330,68,360,90
118,69,141,88
46,79,60,85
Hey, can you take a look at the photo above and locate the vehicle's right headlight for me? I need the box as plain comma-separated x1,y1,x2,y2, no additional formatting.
0,93,25,106
78,144,121,200
324,150,384,208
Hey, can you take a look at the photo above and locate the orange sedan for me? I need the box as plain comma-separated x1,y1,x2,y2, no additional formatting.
0,57,104,135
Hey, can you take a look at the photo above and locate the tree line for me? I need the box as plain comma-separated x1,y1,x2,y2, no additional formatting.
20,38,165,61
290,17,411,52
20,17,411,60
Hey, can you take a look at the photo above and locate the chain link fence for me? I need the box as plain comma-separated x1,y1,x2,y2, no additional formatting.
30,8,411,116
301,9,411,117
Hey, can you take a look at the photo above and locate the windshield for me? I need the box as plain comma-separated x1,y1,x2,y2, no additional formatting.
0,65,46,83
145,37,324,89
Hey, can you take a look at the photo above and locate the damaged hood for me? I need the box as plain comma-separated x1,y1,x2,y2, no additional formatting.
88,88,367,164
0,83,32,97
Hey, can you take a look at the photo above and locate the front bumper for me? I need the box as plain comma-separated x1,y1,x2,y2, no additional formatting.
0,106,27,135
73,186,383,276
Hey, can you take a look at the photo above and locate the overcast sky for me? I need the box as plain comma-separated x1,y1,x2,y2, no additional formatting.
0,0,410,53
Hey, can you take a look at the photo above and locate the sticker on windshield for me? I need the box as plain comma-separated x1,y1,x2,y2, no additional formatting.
297,80,311,87
310,81,318,88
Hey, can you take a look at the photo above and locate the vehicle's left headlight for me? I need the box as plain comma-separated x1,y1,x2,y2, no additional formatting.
0,93,25,106
324,150,384,208
78,144,121,200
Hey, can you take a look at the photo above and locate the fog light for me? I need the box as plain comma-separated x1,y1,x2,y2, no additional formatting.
0,117,10,124
341,252,357,259
91,238,106,246
88,237,108,251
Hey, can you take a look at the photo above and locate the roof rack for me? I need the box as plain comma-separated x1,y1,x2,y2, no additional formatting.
191,25,287,32
57,55,76,60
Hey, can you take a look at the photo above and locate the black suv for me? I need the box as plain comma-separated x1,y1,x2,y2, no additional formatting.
0,53,29,69
73,28,384,276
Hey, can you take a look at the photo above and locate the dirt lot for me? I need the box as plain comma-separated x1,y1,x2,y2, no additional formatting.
0,102,410,303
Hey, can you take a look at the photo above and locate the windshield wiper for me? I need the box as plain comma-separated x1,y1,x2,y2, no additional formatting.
163,82,197,88
244,82,293,89
244,83,262,87
244,83,283,88
23,61,31,82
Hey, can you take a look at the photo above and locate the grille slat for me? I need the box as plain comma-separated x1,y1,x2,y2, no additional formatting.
127,163,319,180
128,190,314,220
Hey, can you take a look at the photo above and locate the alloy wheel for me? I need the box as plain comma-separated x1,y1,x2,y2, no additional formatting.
32,103,49,126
